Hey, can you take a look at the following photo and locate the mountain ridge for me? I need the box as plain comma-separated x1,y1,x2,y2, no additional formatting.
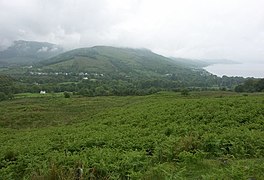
38,46,194,77
0,40,63,67
0,41,246,94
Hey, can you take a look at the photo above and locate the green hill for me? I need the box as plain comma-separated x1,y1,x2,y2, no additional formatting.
0,46,246,94
39,46,199,77
20,46,244,92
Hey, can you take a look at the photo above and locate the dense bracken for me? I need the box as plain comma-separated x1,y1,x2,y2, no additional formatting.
0,92,264,179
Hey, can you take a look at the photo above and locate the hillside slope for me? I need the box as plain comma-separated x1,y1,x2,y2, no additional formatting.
0,45,246,92
0,40,63,67
39,46,204,77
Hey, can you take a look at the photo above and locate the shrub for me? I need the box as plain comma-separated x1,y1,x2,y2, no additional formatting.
64,91,71,98
4,150,18,162
0,92,7,101
164,128,173,137
181,89,190,96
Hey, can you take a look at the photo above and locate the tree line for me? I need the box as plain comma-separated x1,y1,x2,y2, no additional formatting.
0,73,250,100
235,78,264,92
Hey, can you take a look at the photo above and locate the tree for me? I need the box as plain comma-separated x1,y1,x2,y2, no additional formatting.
64,91,71,98
0,92,7,101
7,93,14,100
181,89,190,96
234,78,264,92
234,85,244,93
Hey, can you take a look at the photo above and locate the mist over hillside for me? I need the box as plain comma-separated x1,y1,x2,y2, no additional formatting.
0,40,63,67
38,46,194,75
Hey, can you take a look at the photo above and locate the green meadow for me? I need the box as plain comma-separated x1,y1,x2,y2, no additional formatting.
0,92,264,179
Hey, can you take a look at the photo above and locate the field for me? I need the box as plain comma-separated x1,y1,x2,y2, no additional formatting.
0,92,264,179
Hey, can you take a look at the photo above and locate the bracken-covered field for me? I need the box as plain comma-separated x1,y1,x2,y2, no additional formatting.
0,92,264,179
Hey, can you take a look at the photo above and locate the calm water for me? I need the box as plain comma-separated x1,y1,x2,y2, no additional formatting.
204,63,264,78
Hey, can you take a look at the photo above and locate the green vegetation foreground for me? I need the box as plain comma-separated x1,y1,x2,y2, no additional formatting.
0,92,264,179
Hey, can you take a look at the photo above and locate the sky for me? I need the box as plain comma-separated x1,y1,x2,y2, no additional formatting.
1,0,264,63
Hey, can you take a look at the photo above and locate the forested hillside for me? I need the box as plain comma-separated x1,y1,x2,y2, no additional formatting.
0,44,247,97
39,46,201,76
235,78,264,92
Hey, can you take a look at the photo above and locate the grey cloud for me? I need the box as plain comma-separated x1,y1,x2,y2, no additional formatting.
1,0,264,62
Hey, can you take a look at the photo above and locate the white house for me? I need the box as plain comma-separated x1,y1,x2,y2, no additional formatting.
40,91,46,94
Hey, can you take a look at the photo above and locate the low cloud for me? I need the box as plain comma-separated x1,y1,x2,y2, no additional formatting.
1,0,264,62
37,47,48,52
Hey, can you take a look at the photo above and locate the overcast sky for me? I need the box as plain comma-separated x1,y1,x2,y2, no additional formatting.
1,0,264,63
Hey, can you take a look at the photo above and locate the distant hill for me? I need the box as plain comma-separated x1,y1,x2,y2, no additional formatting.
39,46,200,77
170,57,239,68
200,59,239,65
170,57,210,68
0,40,63,67
0,45,246,94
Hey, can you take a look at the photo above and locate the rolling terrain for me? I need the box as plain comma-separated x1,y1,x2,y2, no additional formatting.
38,46,204,77
0,42,246,98
0,41,262,179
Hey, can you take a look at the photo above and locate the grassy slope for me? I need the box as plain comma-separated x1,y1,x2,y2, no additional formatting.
40,46,191,76
45,56,116,73
0,92,264,179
